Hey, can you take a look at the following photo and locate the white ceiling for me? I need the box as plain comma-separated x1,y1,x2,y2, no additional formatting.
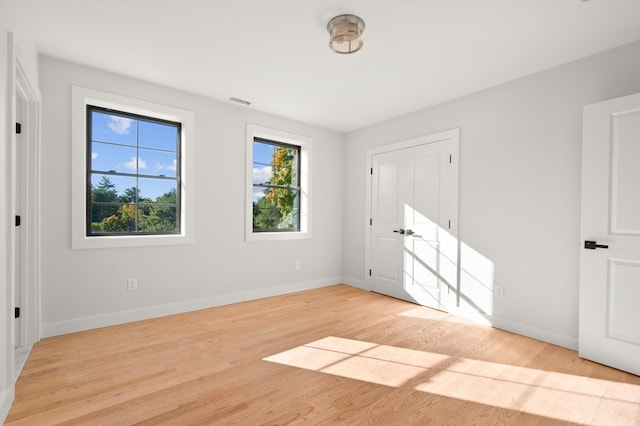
5,0,640,133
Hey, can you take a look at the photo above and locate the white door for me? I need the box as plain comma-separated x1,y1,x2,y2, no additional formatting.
370,132,459,312
579,92,640,375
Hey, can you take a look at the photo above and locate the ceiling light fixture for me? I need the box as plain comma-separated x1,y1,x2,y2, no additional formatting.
327,14,365,54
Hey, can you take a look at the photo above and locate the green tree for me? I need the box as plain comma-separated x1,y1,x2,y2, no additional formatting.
140,188,177,232
102,214,126,232
118,204,144,231
91,176,119,225
253,196,281,230
119,187,139,204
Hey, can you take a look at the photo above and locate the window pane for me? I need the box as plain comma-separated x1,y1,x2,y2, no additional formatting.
253,142,274,186
139,148,177,178
253,162,273,186
91,142,138,173
252,141,299,188
139,120,179,151
91,110,137,146
89,174,137,231
138,178,177,203
91,174,137,200
253,193,281,231
253,141,275,165
253,189,299,231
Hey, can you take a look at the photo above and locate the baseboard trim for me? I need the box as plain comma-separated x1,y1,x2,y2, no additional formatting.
445,305,578,350
342,276,369,291
0,386,15,425
488,314,578,351
42,278,579,351
344,283,579,351
42,278,342,337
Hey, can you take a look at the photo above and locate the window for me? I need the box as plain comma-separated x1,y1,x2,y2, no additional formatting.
252,138,300,232
246,124,311,241
87,106,181,236
72,86,194,249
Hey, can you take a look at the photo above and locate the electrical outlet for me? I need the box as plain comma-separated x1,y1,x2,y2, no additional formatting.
127,278,138,291
494,285,504,298
295,261,301,270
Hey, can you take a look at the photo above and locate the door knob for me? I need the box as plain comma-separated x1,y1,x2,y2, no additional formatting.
394,229,423,238
584,240,608,250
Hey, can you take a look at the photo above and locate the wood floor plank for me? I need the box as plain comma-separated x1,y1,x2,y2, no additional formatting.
7,284,640,425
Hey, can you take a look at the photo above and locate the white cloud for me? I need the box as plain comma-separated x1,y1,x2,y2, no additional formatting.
253,166,272,185
124,156,147,170
108,116,133,135
253,188,267,202
154,159,177,173
252,166,273,202
92,152,98,159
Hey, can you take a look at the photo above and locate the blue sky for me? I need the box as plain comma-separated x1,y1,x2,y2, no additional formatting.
90,110,178,200
252,141,276,202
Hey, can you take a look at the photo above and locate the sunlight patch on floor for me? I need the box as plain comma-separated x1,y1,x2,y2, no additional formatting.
263,336,640,424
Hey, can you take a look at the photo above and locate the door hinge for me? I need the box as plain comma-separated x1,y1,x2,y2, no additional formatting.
448,219,451,229
14,307,20,319
369,269,372,277
16,122,22,134
369,218,372,226
449,154,452,164
15,215,21,226
370,167,373,175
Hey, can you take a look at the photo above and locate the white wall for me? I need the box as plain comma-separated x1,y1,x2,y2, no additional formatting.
0,3,39,88
39,56,345,336
343,41,640,349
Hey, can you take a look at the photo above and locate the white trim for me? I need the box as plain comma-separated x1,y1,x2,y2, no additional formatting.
0,387,15,425
71,86,195,249
343,283,578,350
42,277,341,337
14,59,42,348
0,30,16,425
342,276,369,291
245,123,312,241
452,308,579,351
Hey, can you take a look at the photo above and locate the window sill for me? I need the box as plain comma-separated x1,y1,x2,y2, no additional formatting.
245,231,311,242
72,233,194,250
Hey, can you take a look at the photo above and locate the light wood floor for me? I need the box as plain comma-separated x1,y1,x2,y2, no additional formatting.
6,284,640,425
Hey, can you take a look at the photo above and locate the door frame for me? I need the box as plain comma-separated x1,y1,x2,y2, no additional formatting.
365,128,460,297
14,59,41,348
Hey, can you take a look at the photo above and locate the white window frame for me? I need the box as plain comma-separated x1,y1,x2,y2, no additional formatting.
72,86,195,249
246,124,312,241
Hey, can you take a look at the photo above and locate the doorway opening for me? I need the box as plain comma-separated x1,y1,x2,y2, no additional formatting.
366,129,459,312
13,60,41,380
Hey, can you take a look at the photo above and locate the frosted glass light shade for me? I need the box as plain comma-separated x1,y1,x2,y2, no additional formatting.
327,14,365,54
